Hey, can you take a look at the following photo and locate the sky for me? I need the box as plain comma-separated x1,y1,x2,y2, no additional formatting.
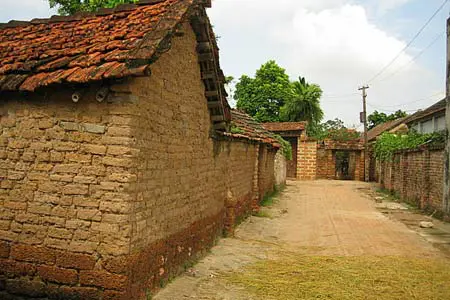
1,0,449,127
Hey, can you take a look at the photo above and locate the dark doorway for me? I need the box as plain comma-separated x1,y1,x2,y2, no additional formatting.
335,151,355,180
284,137,298,178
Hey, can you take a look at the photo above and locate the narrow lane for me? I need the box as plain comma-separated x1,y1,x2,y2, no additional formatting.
155,180,448,300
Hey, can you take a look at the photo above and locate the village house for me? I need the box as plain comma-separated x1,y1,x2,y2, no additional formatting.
0,0,283,299
406,98,446,134
368,99,447,214
262,122,305,179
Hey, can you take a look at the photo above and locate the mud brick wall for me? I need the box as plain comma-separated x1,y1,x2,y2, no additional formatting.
297,138,317,180
378,146,444,213
274,151,287,187
0,22,280,299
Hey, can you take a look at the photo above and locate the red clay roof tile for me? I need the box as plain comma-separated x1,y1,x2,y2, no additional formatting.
225,110,280,148
0,0,198,92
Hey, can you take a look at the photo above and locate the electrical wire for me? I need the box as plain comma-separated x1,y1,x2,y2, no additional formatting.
366,92,444,109
367,0,449,84
376,31,445,83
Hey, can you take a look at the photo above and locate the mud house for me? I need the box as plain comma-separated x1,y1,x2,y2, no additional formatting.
0,0,283,298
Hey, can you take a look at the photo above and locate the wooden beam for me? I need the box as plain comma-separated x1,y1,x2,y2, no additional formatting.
197,42,212,52
201,72,215,80
207,101,221,108
205,90,218,97
211,115,225,122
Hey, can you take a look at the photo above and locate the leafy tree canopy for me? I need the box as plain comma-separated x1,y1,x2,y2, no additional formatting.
309,118,360,141
280,77,323,125
368,110,407,130
235,61,293,122
235,61,324,125
48,0,137,15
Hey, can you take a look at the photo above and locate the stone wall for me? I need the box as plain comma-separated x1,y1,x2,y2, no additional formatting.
0,23,278,299
377,146,445,213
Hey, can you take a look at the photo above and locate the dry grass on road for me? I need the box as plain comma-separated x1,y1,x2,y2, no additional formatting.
226,253,450,300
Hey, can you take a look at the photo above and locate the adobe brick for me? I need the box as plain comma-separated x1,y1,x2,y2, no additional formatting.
5,278,46,297
37,265,78,285
103,289,129,300
0,241,10,258
80,270,128,290
57,286,101,300
0,258,36,277
56,251,96,270
11,244,56,264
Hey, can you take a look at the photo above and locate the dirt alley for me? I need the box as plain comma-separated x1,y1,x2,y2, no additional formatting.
154,180,449,299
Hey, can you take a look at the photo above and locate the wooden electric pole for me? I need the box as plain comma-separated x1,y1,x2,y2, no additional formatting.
359,85,370,182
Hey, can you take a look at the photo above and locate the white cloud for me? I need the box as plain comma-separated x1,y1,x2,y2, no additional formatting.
209,0,442,125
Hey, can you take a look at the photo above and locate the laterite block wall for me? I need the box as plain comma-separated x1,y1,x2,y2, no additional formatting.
0,23,279,299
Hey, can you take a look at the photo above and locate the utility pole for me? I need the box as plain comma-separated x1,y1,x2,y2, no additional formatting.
359,85,370,182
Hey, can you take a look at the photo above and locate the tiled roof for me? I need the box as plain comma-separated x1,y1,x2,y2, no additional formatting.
223,110,280,148
367,117,408,141
262,122,306,132
0,0,207,92
404,98,446,124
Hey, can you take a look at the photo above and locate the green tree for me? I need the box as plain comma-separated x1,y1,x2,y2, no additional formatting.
235,61,294,122
368,110,407,130
48,0,137,15
280,77,324,126
308,118,360,141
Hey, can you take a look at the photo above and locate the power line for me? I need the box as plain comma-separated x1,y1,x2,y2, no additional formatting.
377,31,445,83
367,0,449,84
366,102,418,113
366,91,444,109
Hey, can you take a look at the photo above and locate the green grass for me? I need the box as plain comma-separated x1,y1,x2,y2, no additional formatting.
253,210,272,218
260,185,285,207
225,254,450,300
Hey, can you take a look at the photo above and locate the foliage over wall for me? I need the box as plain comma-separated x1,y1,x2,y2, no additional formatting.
373,131,445,161
48,0,137,15
274,135,293,161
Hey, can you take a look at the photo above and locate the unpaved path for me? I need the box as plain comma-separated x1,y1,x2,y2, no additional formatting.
154,180,447,299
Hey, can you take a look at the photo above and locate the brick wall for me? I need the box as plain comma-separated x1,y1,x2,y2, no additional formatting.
378,146,444,212
0,22,279,299
297,137,317,180
315,145,364,181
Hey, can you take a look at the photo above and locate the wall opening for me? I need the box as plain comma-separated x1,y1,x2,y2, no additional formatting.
335,151,356,180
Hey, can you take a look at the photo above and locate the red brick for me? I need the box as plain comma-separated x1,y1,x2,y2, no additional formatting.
0,241,10,258
80,270,128,290
10,244,56,264
56,251,96,270
37,265,78,285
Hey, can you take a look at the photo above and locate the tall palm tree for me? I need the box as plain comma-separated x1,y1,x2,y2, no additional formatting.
280,77,324,126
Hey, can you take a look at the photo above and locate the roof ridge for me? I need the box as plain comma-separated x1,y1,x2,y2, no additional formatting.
0,0,170,29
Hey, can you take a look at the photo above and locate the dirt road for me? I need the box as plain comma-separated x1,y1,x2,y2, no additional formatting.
154,180,449,300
